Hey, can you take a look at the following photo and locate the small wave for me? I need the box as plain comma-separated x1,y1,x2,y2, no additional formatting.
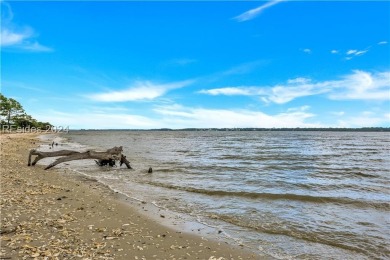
176,150,191,153
143,181,390,210
212,213,386,258
350,171,378,178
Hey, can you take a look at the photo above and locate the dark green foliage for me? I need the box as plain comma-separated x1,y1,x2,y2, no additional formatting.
0,94,52,129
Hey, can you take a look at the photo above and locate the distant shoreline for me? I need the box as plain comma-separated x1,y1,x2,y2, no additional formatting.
73,127,390,132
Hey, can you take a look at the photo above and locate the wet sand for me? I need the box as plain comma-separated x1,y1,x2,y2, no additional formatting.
0,133,261,259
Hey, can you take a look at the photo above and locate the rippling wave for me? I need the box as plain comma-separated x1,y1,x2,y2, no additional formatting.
141,181,390,210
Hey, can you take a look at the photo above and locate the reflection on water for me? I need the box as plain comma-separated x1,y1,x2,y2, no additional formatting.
63,131,389,260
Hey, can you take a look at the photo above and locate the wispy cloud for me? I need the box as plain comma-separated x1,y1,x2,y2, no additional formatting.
345,49,369,60
302,48,312,54
336,112,390,128
266,80,327,104
200,60,269,85
219,60,266,76
199,87,259,96
153,104,320,128
88,80,194,102
346,49,367,56
199,70,390,103
167,58,197,66
233,0,284,22
1,2,52,52
328,70,390,101
331,41,385,59
20,41,53,52
35,110,157,129
1,80,47,93
35,104,389,129
0,28,31,46
199,76,326,104
33,103,322,129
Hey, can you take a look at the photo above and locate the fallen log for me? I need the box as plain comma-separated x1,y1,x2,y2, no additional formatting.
28,149,80,166
28,146,132,170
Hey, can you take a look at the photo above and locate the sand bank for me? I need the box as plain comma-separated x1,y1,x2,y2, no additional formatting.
0,133,262,259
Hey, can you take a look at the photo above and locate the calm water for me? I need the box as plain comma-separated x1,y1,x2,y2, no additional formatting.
60,131,389,259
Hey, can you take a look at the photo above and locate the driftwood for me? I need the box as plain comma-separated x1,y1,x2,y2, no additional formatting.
95,159,116,167
28,146,132,170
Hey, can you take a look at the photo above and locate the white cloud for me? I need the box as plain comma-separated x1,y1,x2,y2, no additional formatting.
287,105,310,112
233,0,284,22
89,80,194,102
355,50,368,56
287,77,311,84
345,49,368,59
33,103,322,129
0,28,31,46
36,110,157,129
329,70,390,101
153,105,319,128
331,50,339,54
199,70,390,103
34,103,389,130
198,87,256,96
0,2,52,52
302,48,312,54
336,112,390,128
267,82,328,104
378,41,388,45
20,41,53,52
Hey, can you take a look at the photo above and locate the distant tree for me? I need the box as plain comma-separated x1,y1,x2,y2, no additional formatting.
0,94,25,127
0,94,53,130
13,113,37,128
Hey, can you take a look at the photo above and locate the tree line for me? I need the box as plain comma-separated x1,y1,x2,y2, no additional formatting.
0,94,52,130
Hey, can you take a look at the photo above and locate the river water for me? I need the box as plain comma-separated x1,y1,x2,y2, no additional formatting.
54,130,389,259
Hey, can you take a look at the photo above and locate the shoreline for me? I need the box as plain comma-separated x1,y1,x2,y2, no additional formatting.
0,133,262,259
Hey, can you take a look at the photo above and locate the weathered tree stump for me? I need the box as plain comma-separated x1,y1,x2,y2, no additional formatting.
28,146,132,170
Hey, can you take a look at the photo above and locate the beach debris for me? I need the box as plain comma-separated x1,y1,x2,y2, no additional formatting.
95,159,116,167
27,146,132,170
209,257,225,260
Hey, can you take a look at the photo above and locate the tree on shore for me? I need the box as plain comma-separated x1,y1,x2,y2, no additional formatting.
0,94,52,129
0,94,25,126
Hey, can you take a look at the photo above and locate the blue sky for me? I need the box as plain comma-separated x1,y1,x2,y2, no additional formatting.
1,1,389,129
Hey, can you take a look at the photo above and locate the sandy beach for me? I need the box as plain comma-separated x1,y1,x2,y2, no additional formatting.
0,133,261,260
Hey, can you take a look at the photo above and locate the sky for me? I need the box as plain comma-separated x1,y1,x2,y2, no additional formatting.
1,0,389,129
